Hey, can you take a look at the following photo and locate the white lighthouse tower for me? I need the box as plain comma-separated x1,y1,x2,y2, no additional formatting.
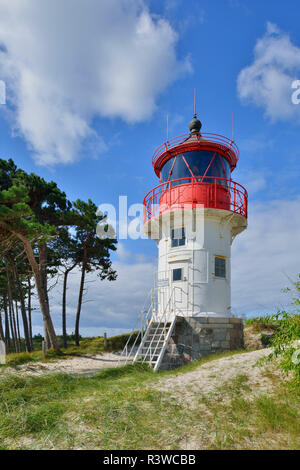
122,111,248,371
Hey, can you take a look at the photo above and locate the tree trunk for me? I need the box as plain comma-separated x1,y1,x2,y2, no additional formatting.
3,297,10,352
44,321,51,350
15,301,22,351
38,243,52,351
75,255,87,347
27,276,33,350
10,257,32,352
62,263,77,348
11,305,19,353
15,234,60,351
0,310,4,342
6,264,19,353
62,269,68,348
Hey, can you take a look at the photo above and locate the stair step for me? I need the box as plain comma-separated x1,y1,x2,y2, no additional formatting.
144,341,164,347
141,346,162,354
146,334,167,340
138,355,159,361
147,329,169,336
149,325,170,330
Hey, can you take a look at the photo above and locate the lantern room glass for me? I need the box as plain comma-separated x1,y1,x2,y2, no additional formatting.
160,150,231,186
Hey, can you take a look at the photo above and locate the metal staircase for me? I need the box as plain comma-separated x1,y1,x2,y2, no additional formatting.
117,287,178,371
134,317,176,371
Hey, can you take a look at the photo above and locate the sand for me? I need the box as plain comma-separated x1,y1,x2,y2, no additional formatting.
154,348,277,403
0,352,128,377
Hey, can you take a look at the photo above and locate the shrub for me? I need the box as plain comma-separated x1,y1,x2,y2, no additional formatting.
269,311,300,387
269,275,300,388
245,316,278,332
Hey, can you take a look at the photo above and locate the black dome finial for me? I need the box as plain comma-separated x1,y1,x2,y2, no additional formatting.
189,115,202,133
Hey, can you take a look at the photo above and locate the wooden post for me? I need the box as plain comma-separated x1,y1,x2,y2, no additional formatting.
104,332,108,350
0,340,6,364
42,340,47,356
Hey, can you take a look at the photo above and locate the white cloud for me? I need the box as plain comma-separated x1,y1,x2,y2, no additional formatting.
232,197,300,315
116,242,132,263
0,0,191,166
238,136,274,153
237,22,300,123
234,168,267,196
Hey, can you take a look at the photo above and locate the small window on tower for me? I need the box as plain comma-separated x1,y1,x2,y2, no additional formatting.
171,227,185,248
215,256,226,278
172,268,182,282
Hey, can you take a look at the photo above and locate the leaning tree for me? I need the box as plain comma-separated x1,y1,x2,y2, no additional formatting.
0,177,59,350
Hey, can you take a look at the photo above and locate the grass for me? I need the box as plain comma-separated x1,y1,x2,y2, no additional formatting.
195,375,300,449
0,363,184,450
0,349,299,450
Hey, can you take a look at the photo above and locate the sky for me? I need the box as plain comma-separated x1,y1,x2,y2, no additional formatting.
0,0,300,337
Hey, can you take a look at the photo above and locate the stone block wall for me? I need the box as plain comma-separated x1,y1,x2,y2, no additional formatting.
160,316,244,370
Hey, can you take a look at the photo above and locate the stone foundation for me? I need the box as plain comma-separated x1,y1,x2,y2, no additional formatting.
160,316,244,370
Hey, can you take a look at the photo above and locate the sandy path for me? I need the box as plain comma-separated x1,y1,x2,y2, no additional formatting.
154,348,276,402
1,349,275,387
1,352,128,376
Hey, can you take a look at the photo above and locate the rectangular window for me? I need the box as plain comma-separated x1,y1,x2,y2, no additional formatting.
171,227,185,248
215,256,226,278
172,268,182,282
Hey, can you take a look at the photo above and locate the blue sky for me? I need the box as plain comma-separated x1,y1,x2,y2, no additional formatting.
0,0,300,336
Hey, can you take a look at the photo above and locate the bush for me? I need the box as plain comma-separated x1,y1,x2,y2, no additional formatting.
269,311,300,387
245,316,278,331
269,275,300,387
106,331,140,352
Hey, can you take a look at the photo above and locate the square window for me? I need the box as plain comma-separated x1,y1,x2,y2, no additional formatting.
172,268,182,282
215,257,226,278
171,227,185,248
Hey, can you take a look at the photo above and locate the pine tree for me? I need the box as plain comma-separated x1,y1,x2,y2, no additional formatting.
73,199,117,346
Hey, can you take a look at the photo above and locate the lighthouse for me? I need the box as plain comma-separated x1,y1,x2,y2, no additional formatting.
121,111,248,371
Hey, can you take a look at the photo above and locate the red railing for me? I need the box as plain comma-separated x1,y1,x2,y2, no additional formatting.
143,176,248,223
152,132,239,174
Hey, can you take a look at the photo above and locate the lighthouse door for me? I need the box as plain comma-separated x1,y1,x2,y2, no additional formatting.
170,263,188,315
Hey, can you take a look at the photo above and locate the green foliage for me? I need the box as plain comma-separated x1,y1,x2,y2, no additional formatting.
60,332,140,356
268,275,300,387
44,348,65,359
4,352,38,366
0,179,55,242
245,316,278,331
73,198,117,279
269,310,300,386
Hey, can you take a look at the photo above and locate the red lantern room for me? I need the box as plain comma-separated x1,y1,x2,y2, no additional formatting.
144,115,248,223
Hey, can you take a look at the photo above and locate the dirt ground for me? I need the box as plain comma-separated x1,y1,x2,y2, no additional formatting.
154,348,277,403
